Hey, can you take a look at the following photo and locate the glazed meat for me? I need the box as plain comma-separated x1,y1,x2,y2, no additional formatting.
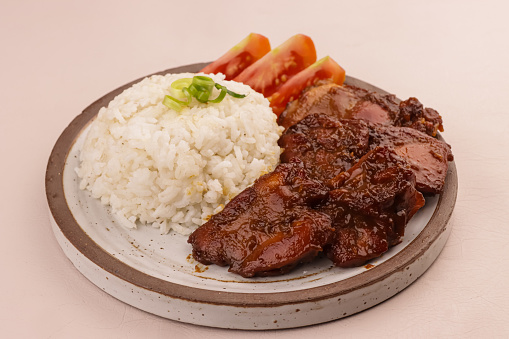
188,82,453,277
277,82,444,137
280,113,453,194
278,83,396,130
368,124,453,194
320,147,425,267
279,113,370,183
188,160,334,278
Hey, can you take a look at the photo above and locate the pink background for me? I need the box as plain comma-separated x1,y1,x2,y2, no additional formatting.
2,1,508,338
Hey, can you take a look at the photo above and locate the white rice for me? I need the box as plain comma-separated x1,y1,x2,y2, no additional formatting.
76,73,283,235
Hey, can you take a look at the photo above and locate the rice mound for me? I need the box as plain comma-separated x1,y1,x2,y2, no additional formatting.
76,73,283,235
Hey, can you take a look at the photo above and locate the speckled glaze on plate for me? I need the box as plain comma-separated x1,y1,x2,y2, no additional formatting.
45,63,458,330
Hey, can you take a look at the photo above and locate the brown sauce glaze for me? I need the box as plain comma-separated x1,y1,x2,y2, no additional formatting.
278,82,443,137
188,160,334,278
321,147,425,267
188,83,453,277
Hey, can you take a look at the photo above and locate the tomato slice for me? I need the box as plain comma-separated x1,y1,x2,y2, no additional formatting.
200,33,271,80
233,34,317,97
268,56,346,116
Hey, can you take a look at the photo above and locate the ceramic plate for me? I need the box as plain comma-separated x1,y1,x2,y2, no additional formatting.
46,63,458,330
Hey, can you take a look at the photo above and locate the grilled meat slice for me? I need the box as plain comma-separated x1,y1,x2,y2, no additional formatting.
188,160,334,278
368,124,454,194
277,82,444,136
321,147,425,267
279,113,370,183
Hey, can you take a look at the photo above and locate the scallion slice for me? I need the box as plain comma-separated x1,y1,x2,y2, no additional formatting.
209,85,227,103
195,90,211,103
192,76,215,93
163,95,185,112
163,75,247,112
214,83,247,98
170,78,192,100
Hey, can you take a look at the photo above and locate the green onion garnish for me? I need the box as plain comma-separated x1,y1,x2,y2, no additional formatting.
170,78,192,100
215,83,247,99
193,85,212,103
163,95,185,112
192,76,215,92
162,75,247,111
209,85,227,103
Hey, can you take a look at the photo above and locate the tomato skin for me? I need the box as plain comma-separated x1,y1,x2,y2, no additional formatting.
233,34,317,97
268,56,346,116
200,33,271,80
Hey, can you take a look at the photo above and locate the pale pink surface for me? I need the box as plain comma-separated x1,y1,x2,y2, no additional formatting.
1,1,509,338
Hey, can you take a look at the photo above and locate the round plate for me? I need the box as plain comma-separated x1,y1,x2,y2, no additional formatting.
45,63,458,330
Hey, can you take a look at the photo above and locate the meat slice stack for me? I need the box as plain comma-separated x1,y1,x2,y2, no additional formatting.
188,160,334,278
188,82,454,277
320,147,425,267
189,145,426,274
